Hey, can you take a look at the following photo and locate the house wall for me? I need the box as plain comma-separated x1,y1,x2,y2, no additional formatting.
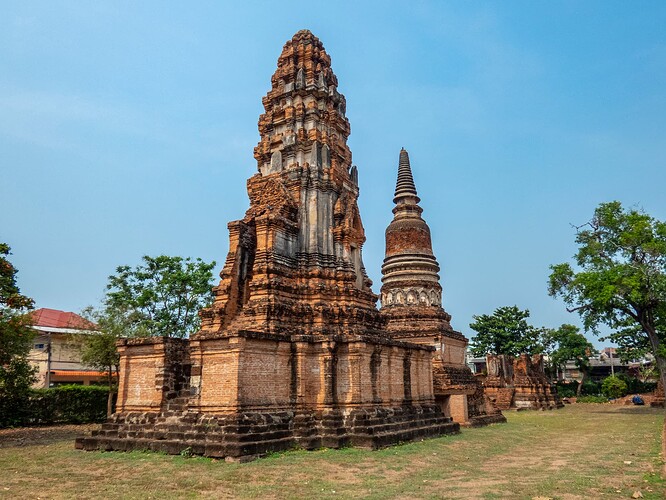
29,332,106,388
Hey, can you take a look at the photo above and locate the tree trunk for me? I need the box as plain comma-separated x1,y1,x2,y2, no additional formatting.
576,370,586,397
643,323,666,409
106,366,114,418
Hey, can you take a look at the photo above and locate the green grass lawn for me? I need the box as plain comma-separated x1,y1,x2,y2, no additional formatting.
0,404,664,499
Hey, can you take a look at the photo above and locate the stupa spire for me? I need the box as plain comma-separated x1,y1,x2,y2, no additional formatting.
394,148,420,203
380,148,456,333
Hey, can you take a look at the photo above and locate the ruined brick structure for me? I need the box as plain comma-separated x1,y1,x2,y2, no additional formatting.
650,379,664,408
77,30,458,461
482,354,562,410
379,149,505,427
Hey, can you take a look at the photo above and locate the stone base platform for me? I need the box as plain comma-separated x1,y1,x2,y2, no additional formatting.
76,405,459,461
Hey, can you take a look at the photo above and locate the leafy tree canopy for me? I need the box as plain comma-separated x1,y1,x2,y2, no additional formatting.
548,201,666,389
544,324,596,372
105,255,216,338
78,306,129,417
468,305,543,357
78,306,122,374
0,243,36,426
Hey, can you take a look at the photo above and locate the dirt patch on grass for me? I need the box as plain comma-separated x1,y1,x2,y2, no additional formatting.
0,424,100,448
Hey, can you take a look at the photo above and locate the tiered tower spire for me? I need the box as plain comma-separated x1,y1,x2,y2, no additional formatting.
197,30,380,338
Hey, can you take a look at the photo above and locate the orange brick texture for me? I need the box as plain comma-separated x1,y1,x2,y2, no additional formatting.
482,354,563,410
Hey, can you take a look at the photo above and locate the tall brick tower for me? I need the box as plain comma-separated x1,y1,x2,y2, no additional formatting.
380,149,506,426
198,29,381,338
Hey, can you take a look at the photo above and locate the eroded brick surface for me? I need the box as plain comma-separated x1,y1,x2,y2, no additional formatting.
482,354,563,411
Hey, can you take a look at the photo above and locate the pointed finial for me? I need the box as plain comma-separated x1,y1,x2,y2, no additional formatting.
394,148,420,203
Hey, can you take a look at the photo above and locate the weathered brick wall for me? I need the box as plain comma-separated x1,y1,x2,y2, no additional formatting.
483,354,561,410
236,337,292,409
116,338,189,413
115,333,437,416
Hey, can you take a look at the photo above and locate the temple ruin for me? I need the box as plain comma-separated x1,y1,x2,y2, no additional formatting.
481,354,562,410
379,150,505,426
76,30,463,461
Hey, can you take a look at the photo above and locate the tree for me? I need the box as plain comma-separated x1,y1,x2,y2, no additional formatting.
544,324,596,396
78,306,125,417
0,243,36,427
548,201,666,394
105,255,216,338
468,306,543,357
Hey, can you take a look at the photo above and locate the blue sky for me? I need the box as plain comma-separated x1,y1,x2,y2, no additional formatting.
2,1,665,347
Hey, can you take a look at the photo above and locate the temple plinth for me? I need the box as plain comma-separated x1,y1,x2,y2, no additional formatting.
380,149,505,427
76,31,458,461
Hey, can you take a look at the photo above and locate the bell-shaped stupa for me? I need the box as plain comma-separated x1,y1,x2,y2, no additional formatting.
380,149,505,426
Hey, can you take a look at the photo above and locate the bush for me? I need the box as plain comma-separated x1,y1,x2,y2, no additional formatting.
602,376,628,399
615,373,657,394
0,385,113,428
576,395,608,403
556,380,603,397
555,382,576,398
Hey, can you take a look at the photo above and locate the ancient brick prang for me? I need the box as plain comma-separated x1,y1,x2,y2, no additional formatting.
379,150,504,427
482,354,563,411
77,31,459,462
197,29,379,339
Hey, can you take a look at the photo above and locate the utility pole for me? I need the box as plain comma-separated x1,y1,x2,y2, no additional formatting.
45,332,52,388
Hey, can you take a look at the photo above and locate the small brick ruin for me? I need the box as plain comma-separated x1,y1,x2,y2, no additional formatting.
76,30,462,462
650,379,664,407
481,354,563,410
379,150,505,427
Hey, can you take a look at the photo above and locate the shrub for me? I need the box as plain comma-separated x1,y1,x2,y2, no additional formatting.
0,385,112,428
576,395,608,403
556,380,603,397
555,382,576,398
615,373,657,395
601,376,628,399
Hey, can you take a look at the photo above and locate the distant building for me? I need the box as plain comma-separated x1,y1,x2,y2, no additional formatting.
27,308,117,388
560,347,653,382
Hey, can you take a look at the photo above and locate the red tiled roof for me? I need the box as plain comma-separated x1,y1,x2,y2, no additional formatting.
30,308,97,330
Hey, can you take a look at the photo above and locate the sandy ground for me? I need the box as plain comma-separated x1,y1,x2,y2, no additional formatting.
0,424,100,448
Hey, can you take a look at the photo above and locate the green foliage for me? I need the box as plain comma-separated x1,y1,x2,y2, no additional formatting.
548,201,666,387
556,380,602,397
544,325,595,368
105,255,216,338
601,375,628,399
78,306,122,376
1,385,112,427
555,382,576,398
0,243,36,427
469,305,543,357
576,395,608,403
615,372,656,394
543,324,596,392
